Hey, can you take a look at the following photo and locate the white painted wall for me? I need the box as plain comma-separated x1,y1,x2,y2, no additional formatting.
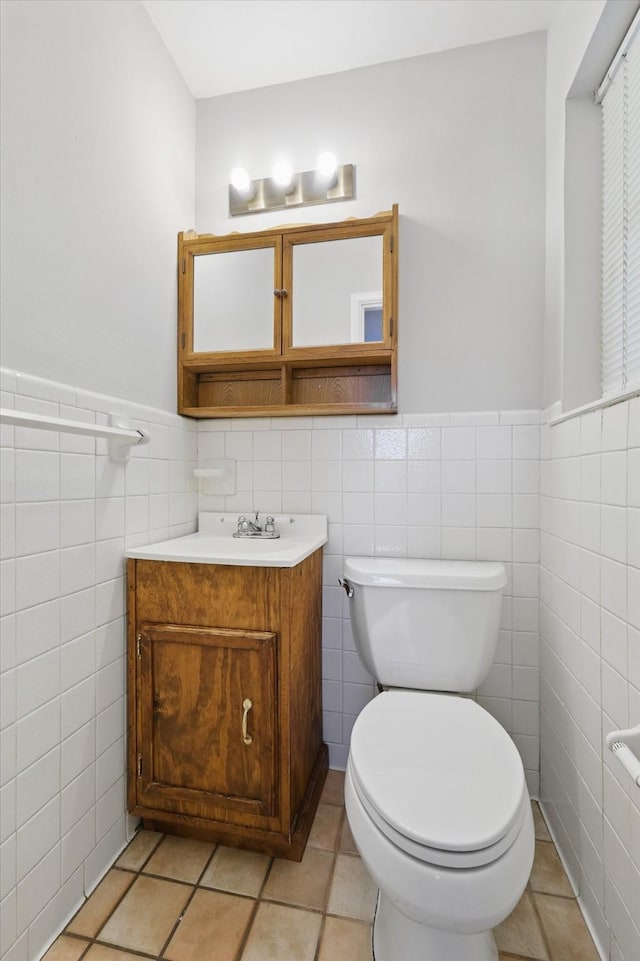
0,3,198,960
0,0,195,412
543,0,639,409
196,32,546,413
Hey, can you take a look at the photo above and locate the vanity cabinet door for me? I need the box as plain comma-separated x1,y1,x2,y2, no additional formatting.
135,624,277,821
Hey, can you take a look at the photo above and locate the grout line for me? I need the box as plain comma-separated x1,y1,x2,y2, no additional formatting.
62,934,92,961
256,855,276,900
528,884,555,961
157,882,200,959
312,819,343,961
233,897,263,961
231,851,275,961
90,939,160,960
313,915,328,961
194,840,219,886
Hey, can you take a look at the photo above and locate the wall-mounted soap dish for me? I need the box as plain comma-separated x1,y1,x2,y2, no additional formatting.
194,459,236,495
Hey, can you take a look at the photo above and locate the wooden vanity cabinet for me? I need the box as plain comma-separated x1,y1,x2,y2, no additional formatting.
127,550,328,860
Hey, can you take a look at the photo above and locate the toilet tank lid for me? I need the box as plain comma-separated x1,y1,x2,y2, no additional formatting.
343,556,507,591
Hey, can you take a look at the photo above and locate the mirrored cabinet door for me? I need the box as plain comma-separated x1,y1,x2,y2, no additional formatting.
181,234,282,361
193,246,277,353
290,235,384,347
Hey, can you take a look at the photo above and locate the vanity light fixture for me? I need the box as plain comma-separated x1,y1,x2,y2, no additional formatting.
230,166,255,200
272,159,295,194
228,154,355,216
315,151,338,188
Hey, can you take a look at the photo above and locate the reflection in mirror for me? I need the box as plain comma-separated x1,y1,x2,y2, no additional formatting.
350,291,383,342
193,247,274,353
292,236,383,347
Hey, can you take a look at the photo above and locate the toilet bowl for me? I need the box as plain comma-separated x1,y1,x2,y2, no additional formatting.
345,690,534,960
341,557,535,960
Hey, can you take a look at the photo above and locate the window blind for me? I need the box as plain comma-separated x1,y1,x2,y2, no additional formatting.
601,16,640,396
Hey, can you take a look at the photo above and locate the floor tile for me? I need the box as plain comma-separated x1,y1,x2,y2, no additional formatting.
339,815,358,855
532,802,551,841
529,840,574,897
164,888,254,961
534,892,600,961
42,935,90,960
84,947,147,961
143,834,215,883
240,902,322,961
263,846,334,911
327,854,378,923
115,829,163,870
321,769,345,806
307,802,343,850
55,773,600,961
494,890,549,960
66,870,135,938
200,845,271,898
317,916,373,961
97,875,192,956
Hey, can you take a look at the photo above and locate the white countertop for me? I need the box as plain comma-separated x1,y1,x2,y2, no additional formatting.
125,512,328,568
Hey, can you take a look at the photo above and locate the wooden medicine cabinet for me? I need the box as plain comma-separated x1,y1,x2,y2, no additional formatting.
177,205,398,417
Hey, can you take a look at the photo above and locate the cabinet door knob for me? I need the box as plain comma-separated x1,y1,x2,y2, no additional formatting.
242,698,253,745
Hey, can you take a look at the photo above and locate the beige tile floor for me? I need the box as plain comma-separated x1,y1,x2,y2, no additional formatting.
44,771,600,961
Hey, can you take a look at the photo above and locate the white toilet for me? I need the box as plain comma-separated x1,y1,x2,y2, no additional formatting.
341,556,534,961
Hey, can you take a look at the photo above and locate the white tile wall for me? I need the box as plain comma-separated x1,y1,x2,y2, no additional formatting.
0,367,197,961
540,394,640,961
1,389,550,961
197,409,542,784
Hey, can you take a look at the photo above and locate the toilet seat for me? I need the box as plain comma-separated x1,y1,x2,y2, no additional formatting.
348,691,528,869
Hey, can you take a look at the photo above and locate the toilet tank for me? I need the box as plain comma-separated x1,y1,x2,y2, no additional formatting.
343,557,507,693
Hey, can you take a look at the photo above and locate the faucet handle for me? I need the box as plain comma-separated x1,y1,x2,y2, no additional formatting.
265,515,275,533
237,514,248,532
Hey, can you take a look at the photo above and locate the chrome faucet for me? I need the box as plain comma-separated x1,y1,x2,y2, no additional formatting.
233,512,280,539
246,511,263,533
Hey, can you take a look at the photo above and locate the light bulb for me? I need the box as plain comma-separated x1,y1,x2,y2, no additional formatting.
272,160,293,189
230,167,253,196
316,152,337,178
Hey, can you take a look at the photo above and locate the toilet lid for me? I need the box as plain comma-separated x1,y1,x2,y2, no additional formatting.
349,691,526,860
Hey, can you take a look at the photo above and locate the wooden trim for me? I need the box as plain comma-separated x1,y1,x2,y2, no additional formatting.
292,363,390,379
190,209,393,244
180,402,397,419
183,349,393,371
126,559,138,813
199,369,285,383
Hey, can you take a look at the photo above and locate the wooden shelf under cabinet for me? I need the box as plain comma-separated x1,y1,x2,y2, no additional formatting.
180,358,395,417
127,552,328,860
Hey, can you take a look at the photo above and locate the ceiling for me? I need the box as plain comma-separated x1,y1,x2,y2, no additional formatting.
140,0,559,99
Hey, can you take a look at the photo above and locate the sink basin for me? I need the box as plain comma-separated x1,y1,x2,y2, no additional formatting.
125,512,328,568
